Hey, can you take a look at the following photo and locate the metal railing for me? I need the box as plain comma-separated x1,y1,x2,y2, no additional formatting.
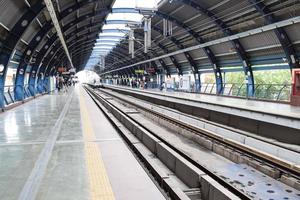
3,85,15,105
199,83,292,102
3,84,35,106
107,82,292,102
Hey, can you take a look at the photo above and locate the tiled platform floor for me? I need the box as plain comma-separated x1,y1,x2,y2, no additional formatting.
0,86,165,200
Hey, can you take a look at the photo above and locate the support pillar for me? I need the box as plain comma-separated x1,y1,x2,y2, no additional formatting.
0,54,10,108
14,63,27,101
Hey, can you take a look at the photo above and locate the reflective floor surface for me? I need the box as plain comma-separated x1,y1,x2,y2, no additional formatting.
0,86,165,200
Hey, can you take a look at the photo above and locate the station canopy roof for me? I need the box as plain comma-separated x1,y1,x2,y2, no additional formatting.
103,0,300,76
0,0,299,76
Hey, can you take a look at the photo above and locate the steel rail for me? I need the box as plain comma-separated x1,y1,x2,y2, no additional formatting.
84,85,253,200
97,86,300,178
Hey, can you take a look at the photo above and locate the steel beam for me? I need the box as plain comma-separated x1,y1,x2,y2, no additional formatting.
156,11,224,94
174,0,254,94
15,2,110,98
35,0,113,91
41,28,102,76
31,29,100,93
105,31,173,76
152,25,201,89
44,0,74,68
248,0,300,70
100,16,300,79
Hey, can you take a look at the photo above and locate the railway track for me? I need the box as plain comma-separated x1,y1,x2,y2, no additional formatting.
99,87,300,175
84,85,300,200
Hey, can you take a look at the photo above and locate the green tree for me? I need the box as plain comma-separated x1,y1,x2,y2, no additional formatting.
202,70,292,100
253,70,291,85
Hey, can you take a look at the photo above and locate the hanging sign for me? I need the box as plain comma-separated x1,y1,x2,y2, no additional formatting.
135,69,145,74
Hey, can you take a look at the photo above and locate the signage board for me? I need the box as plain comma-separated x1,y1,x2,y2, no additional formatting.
166,77,175,90
179,75,191,91
135,70,145,74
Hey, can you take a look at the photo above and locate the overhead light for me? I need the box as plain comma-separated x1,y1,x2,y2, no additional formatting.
44,0,74,69
95,43,116,46
93,46,113,49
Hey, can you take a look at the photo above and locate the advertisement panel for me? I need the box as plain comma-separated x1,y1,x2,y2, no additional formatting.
165,76,175,90
179,75,190,91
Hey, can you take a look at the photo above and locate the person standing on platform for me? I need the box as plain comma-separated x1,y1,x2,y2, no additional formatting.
56,75,60,92
63,77,68,93
160,82,165,91
58,75,64,92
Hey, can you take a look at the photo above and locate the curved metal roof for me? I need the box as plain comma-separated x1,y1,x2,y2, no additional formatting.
103,0,300,78
0,0,115,77
0,0,299,80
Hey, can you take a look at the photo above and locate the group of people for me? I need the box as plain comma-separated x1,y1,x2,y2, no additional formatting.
56,75,76,93
116,79,149,89
112,77,168,91
130,80,148,89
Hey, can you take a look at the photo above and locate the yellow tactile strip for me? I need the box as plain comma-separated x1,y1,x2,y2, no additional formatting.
79,87,115,200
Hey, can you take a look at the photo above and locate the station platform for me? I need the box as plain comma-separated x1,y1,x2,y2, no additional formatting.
0,86,165,200
104,85,300,120
103,85,300,144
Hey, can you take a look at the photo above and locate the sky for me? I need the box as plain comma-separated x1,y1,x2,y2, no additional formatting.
84,0,160,70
